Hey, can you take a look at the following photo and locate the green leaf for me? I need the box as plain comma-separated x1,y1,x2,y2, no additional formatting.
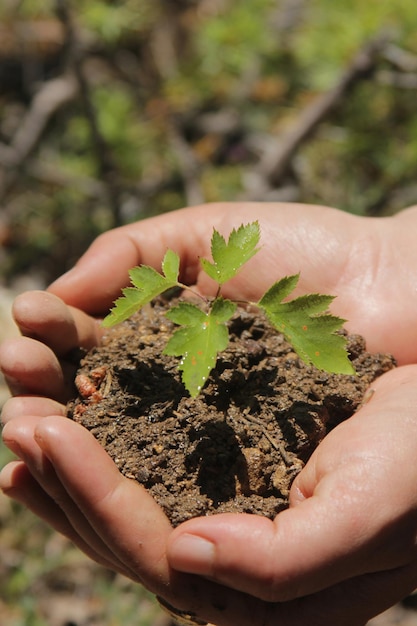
200,221,261,284
102,250,180,327
164,298,237,397
161,248,181,282
259,275,355,375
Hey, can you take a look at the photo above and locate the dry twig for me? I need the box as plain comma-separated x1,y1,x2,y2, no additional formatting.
257,35,389,189
55,0,124,226
0,74,78,199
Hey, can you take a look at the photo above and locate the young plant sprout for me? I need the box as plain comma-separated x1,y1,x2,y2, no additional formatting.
103,222,356,397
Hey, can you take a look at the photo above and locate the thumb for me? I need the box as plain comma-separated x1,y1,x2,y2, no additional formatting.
167,366,417,602
167,498,366,603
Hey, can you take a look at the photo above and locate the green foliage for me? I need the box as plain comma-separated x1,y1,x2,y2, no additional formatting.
200,222,261,284
294,0,417,89
78,1,157,42
0,431,160,626
200,166,244,203
259,275,355,374
103,223,355,396
164,299,236,397
102,250,179,327
197,0,276,79
5,0,55,18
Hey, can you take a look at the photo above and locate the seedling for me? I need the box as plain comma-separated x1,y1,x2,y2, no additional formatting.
103,222,355,397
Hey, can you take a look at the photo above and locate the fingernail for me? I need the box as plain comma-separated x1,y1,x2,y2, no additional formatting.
1,426,23,459
169,533,215,575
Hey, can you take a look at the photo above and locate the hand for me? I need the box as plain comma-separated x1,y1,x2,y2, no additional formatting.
167,364,417,624
2,201,417,626
3,367,417,626
46,201,417,363
0,294,261,626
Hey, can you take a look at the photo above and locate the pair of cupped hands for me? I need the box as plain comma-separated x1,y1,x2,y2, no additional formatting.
2,202,417,626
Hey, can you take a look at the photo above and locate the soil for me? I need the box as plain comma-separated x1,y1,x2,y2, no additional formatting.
67,297,396,527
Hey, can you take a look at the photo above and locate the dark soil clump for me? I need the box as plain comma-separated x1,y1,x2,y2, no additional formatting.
67,298,396,527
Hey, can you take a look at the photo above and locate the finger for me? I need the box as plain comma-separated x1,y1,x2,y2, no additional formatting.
47,205,218,314
0,451,267,626
1,416,138,579
3,457,416,626
1,396,65,424
6,422,413,626
12,290,102,354
1,417,283,626
32,416,174,594
0,459,132,577
168,365,417,602
293,364,417,572
31,417,270,624
0,337,68,399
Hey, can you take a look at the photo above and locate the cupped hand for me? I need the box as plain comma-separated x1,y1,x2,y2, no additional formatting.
3,367,417,625
2,201,417,626
0,290,102,400
167,364,417,624
0,404,265,626
47,201,417,363
5,200,417,402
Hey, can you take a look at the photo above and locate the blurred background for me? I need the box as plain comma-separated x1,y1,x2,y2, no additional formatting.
1,0,417,624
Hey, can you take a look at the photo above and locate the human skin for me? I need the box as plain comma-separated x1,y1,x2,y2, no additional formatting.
2,202,417,626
